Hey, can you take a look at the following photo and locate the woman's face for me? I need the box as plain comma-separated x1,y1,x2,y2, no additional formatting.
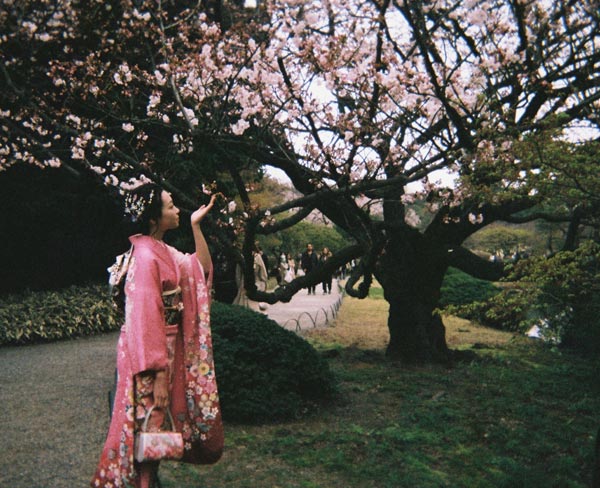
157,191,180,231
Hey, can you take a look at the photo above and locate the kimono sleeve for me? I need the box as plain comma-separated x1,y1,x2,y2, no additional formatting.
168,246,213,290
124,247,168,375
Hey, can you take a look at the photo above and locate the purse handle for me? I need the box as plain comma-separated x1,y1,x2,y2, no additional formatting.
140,405,177,433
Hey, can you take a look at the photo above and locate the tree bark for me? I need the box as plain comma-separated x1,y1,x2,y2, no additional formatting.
374,232,450,363
384,297,449,363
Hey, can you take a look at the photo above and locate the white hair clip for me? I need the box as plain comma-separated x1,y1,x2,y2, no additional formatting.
124,189,155,222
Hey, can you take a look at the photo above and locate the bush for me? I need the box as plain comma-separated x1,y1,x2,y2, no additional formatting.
211,301,336,423
439,267,500,307
0,283,121,344
444,287,527,331
445,241,600,354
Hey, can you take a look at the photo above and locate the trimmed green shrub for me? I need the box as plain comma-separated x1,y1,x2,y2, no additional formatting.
439,267,500,307
211,301,336,423
0,283,121,344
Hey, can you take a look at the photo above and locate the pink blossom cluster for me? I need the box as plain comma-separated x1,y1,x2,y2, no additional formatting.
0,0,597,227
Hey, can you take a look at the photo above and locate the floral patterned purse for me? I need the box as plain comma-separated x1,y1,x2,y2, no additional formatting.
135,406,184,463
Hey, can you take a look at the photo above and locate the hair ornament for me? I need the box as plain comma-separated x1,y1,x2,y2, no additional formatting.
124,189,155,222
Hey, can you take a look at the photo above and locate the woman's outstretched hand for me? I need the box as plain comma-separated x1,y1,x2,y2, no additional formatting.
190,193,220,226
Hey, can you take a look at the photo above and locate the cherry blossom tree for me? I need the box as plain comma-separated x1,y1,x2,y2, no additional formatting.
2,0,599,362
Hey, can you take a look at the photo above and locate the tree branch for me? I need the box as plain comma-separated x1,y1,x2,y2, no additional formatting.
246,243,364,303
256,205,316,234
448,246,504,281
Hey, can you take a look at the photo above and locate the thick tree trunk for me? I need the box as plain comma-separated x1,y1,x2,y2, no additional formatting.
375,234,450,363
385,296,449,363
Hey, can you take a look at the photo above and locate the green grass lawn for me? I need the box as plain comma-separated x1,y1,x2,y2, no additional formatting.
160,293,600,488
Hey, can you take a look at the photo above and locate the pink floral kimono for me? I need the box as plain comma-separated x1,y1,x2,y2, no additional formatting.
91,235,223,488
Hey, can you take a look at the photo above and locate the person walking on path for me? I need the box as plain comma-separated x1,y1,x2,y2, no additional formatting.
319,247,333,294
300,243,319,295
232,242,269,312
253,243,269,293
283,252,296,283
253,243,269,311
277,250,288,285
91,183,223,488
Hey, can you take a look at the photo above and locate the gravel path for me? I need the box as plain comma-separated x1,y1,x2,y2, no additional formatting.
0,332,118,488
0,285,344,487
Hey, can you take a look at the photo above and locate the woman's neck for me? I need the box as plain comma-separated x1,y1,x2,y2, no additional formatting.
149,227,165,241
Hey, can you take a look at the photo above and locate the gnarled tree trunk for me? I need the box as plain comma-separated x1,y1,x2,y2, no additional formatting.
375,233,450,363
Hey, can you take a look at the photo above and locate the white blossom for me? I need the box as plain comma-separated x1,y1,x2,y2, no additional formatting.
404,208,421,227
104,174,119,186
179,107,198,127
230,119,250,135
44,157,61,168
468,213,484,224
133,9,151,21
154,70,167,86
66,114,81,127
22,21,38,34
71,146,85,159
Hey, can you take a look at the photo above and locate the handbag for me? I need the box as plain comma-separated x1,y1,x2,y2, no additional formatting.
135,406,184,463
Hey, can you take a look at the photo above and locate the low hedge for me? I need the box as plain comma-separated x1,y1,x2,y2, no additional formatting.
0,285,336,422
0,284,121,344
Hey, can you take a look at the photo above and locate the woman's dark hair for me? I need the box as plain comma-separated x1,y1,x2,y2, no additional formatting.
124,183,164,235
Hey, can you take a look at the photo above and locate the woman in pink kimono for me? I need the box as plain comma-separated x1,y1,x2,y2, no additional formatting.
91,183,224,488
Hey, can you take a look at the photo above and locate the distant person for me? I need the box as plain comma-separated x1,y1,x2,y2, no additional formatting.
253,243,269,311
319,247,333,294
295,252,304,276
254,243,268,293
284,253,296,283
277,250,288,285
300,243,318,295
232,243,268,312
